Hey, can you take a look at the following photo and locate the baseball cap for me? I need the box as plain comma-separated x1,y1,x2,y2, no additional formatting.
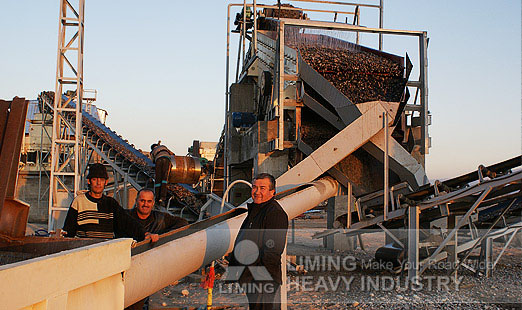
87,163,109,179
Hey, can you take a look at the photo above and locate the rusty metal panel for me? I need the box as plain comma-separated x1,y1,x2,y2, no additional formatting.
0,100,10,153
6,98,29,197
0,199,30,239
0,97,30,239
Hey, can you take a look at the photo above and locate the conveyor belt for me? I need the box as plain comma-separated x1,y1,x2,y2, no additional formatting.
39,92,205,215
313,156,522,239
39,91,154,189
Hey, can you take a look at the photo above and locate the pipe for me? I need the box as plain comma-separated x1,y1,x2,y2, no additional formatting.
123,177,338,307
220,180,252,214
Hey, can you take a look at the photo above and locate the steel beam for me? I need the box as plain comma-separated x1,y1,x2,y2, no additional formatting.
276,18,425,36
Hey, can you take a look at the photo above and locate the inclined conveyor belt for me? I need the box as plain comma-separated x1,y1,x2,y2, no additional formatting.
313,155,522,239
39,91,154,189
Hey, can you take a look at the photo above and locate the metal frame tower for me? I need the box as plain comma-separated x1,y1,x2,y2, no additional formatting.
48,0,85,231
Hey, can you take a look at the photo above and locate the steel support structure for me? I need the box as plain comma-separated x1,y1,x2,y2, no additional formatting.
278,18,430,157
224,0,383,189
483,224,522,277
311,164,521,281
48,0,85,231
405,170,522,279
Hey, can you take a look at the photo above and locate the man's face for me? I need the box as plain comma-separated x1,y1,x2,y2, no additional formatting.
136,191,155,218
251,178,275,204
88,177,108,195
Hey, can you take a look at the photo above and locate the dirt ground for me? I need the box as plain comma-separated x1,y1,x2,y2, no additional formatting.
148,217,522,310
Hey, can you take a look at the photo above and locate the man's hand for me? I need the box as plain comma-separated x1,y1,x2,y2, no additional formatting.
144,232,159,243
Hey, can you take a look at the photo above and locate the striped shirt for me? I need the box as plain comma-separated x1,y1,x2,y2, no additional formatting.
63,192,145,240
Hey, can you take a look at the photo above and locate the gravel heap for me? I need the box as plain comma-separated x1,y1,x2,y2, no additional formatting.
166,184,204,212
300,46,406,104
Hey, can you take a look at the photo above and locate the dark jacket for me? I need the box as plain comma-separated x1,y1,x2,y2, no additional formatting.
126,208,188,234
229,198,288,284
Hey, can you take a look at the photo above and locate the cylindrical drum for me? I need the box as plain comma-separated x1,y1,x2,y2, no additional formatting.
168,155,202,184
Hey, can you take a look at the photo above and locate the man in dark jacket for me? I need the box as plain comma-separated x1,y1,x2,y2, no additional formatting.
228,173,288,310
150,143,174,206
125,188,188,310
127,188,188,234
63,163,157,242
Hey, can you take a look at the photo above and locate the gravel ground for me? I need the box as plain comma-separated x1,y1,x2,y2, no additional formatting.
149,218,522,310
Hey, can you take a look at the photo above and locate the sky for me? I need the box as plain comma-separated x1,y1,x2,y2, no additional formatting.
1,0,520,181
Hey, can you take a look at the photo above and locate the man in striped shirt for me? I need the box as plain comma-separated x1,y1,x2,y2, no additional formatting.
63,163,157,242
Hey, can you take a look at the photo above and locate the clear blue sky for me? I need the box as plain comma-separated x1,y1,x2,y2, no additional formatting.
1,1,520,181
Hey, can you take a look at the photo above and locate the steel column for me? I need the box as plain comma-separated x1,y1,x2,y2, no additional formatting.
277,22,285,150
378,0,383,50
48,0,85,231
224,4,233,193
281,244,288,310
407,205,419,281
383,112,389,220
446,215,457,281
419,32,429,155
347,182,352,228
253,0,257,53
